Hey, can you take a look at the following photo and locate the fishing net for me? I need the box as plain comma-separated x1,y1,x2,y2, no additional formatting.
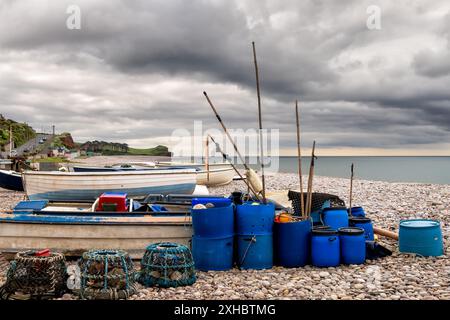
138,242,196,288
0,251,67,300
77,249,137,300
288,191,346,216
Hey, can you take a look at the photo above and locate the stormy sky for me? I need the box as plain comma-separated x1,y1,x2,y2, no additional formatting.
1,0,450,155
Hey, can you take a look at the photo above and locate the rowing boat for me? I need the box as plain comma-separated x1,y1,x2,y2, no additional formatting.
0,169,23,191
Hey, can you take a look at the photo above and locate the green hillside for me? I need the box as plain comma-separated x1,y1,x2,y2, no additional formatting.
0,114,36,150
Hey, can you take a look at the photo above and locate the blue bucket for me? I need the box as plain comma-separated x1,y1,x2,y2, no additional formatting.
348,207,365,217
311,229,340,267
349,217,374,241
192,236,234,271
399,219,443,257
192,197,232,207
321,207,349,230
236,202,275,235
274,219,311,267
236,234,273,270
191,203,234,238
339,227,366,265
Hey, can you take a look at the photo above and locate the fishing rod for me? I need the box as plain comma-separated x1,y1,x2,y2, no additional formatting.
306,141,317,217
349,163,354,217
252,41,267,204
295,100,305,219
208,135,262,201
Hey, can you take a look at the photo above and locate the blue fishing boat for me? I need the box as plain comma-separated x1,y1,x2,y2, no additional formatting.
0,169,23,191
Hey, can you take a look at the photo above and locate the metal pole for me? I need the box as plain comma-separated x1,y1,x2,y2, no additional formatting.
252,41,266,204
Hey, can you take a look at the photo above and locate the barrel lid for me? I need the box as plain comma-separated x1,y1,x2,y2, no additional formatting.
349,217,371,223
322,207,347,211
312,228,338,236
338,227,365,235
400,219,440,229
312,225,331,231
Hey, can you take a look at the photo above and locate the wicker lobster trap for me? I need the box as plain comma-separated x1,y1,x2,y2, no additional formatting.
0,250,67,300
138,242,196,288
77,249,137,300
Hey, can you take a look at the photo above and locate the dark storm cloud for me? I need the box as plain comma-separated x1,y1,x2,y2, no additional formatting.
1,0,450,153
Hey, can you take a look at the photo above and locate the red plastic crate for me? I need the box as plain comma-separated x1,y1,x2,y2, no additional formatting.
96,192,128,212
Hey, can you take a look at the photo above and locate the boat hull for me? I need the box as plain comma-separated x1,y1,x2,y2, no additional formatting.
23,170,197,201
0,169,23,191
0,214,193,259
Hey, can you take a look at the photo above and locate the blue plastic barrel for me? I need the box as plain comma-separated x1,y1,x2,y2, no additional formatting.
349,217,374,241
311,229,340,267
274,219,311,267
191,203,234,238
236,234,273,270
339,227,366,265
236,202,275,235
321,207,349,230
348,207,365,217
192,236,234,271
399,219,443,257
192,197,232,207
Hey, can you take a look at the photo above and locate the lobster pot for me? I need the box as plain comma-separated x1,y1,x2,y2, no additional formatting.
339,227,366,265
139,242,196,287
348,207,365,217
349,217,374,241
321,207,349,230
274,219,311,267
0,251,67,300
311,229,340,267
399,219,443,257
235,202,275,235
191,201,234,238
236,234,273,270
192,236,233,271
78,249,136,300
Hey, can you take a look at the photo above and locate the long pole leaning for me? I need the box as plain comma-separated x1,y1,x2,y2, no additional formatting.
203,92,250,171
349,163,354,217
208,135,262,201
306,141,316,218
205,136,210,182
295,100,305,219
252,41,267,204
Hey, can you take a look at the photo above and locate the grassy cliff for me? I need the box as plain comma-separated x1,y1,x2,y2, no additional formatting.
0,114,36,150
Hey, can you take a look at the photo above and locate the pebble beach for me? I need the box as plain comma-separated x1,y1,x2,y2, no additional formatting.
1,173,449,300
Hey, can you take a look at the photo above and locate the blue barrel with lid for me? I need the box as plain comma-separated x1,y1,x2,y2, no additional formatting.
236,234,273,270
349,217,374,241
321,207,349,231
236,202,275,235
311,229,340,267
192,236,234,271
191,201,234,238
399,219,443,257
338,227,366,265
348,207,365,217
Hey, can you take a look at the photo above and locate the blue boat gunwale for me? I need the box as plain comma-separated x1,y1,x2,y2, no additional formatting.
0,218,192,226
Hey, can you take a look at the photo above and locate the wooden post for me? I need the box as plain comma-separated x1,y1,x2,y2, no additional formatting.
9,125,13,158
349,163,354,216
252,41,267,204
305,141,316,217
295,100,305,218
205,136,210,182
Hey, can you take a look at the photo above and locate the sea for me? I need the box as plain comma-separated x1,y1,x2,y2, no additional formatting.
184,156,450,185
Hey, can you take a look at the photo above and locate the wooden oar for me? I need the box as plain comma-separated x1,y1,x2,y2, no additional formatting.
295,100,305,219
373,227,399,241
305,141,316,218
349,163,354,216
252,41,267,204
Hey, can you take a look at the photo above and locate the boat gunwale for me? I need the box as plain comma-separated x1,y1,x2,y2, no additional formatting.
22,169,198,177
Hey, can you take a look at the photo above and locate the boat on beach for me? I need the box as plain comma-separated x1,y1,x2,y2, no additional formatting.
72,162,236,187
0,194,198,259
0,169,24,191
22,169,197,201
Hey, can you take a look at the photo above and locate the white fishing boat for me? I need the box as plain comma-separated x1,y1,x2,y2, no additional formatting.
22,169,197,201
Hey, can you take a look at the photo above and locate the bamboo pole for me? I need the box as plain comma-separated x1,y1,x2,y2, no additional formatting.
373,227,399,241
205,136,210,182
208,135,262,201
251,41,266,204
203,92,250,171
305,141,316,217
349,163,354,216
295,100,305,218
